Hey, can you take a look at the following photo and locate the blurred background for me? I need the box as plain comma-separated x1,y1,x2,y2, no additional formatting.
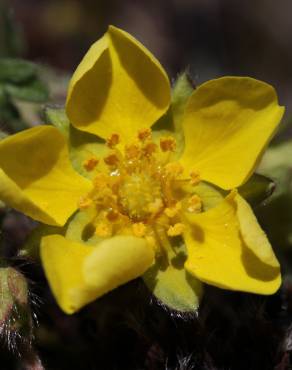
2,0,292,115
1,1,292,369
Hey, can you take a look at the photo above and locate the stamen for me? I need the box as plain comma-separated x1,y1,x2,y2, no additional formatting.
167,223,186,237
190,170,200,186
106,133,120,148
138,128,152,142
132,222,146,237
83,157,99,172
93,173,108,189
143,142,157,157
78,196,92,210
164,202,182,218
104,152,119,167
148,198,163,215
164,162,184,178
187,194,202,213
106,210,120,222
125,143,141,160
95,222,112,237
160,136,176,152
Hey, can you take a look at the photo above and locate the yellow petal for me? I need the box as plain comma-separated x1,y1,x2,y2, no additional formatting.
66,25,171,142
184,192,281,294
236,193,279,268
0,126,91,226
180,77,285,189
83,235,154,292
41,234,154,314
41,234,97,314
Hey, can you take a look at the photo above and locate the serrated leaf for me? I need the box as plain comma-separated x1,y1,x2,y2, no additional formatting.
143,238,203,313
0,58,37,83
5,77,49,102
44,106,70,136
238,173,275,207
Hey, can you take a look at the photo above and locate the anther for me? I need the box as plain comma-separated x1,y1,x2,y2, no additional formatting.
143,142,157,157
78,196,92,210
83,157,99,172
104,152,119,167
164,202,182,218
93,173,108,189
95,222,112,237
167,223,186,237
138,128,152,142
148,198,163,215
164,162,184,178
190,170,200,186
125,144,141,160
160,136,176,152
106,210,120,222
187,195,202,213
106,133,120,148
132,222,146,237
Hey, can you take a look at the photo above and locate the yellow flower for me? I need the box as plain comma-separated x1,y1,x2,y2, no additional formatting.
0,26,285,314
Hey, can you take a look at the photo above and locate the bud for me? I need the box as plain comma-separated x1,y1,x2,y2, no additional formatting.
0,267,32,351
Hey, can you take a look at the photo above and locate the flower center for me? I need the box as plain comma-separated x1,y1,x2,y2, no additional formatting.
118,172,163,222
77,128,202,243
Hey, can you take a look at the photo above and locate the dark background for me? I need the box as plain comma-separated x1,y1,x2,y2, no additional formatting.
6,0,292,117
1,1,292,369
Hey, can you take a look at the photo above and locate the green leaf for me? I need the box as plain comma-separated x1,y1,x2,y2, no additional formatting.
44,106,70,136
143,238,203,312
5,77,49,102
238,173,275,207
0,58,37,83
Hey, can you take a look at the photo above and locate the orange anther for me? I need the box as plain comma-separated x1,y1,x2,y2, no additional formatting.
106,210,120,222
143,142,157,157
160,137,176,152
138,128,152,142
125,144,141,160
104,153,119,166
83,157,99,171
106,133,120,148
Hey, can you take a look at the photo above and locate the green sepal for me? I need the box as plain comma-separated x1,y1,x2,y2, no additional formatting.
0,58,37,83
44,106,70,137
143,238,203,313
153,72,194,159
258,140,292,197
5,77,49,102
44,106,107,179
171,71,194,132
238,173,275,207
